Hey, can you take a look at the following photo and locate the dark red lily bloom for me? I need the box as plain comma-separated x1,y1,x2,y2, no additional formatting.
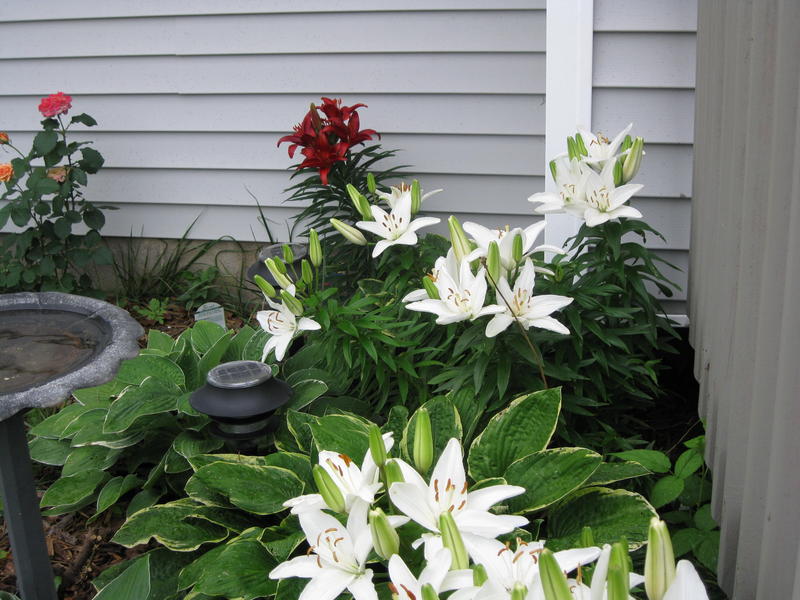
343,110,379,146
298,135,349,185
319,97,367,124
277,111,318,158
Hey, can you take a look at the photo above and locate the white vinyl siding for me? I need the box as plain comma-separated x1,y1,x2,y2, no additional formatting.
0,3,546,242
592,0,697,314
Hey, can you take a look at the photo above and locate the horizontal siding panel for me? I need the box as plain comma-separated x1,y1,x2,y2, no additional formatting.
0,94,546,135
627,144,693,198
593,33,696,88
0,54,545,95
77,169,544,214
593,89,695,144
0,1,545,22
594,0,697,32
628,197,692,250
0,11,545,58
5,132,544,177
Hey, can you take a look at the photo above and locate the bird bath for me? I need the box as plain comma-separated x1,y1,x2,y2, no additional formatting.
0,292,142,600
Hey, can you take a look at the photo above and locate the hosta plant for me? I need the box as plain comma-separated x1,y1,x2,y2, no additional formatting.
0,92,112,293
94,388,662,599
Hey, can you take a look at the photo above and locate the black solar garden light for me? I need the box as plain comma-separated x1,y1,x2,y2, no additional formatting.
189,360,293,442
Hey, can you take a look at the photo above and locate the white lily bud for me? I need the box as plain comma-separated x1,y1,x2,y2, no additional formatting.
330,218,368,246
448,216,472,264
346,184,372,220
439,512,469,570
622,136,644,183
253,274,276,298
645,518,676,600
539,549,573,600
265,258,293,289
421,584,439,600
510,582,527,600
309,228,323,267
280,290,304,317
413,408,433,475
369,508,399,560
411,179,422,215
607,542,630,600
312,464,346,513
486,241,502,285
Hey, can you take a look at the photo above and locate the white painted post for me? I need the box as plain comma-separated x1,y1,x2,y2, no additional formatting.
544,0,594,249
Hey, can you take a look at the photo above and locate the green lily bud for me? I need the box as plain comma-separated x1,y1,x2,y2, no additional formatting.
607,542,630,600
539,549,573,600
510,582,527,600
439,512,469,570
273,256,287,274
580,526,595,548
346,184,372,220
384,459,404,487
566,136,578,161
309,103,322,132
309,228,323,267
421,584,439,600
411,179,422,215
369,508,400,559
613,159,624,186
549,159,558,181
487,241,502,285
265,258,293,289
330,218,368,246
448,216,472,264
282,244,294,264
512,233,524,263
368,424,387,468
422,275,440,300
280,290,304,317
472,564,488,587
301,259,313,286
312,464,345,513
413,408,433,475
645,518,676,600
253,274,276,298
366,172,377,194
574,132,588,156
620,134,633,153
622,136,644,183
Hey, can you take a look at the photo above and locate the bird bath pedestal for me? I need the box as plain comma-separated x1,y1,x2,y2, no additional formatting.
0,293,142,600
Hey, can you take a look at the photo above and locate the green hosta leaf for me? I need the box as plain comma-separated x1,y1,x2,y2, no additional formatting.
286,379,328,411
147,330,175,353
72,379,128,406
173,431,223,460
104,377,183,433
28,437,71,465
504,448,601,514
33,130,58,155
241,329,269,362
286,410,316,453
185,475,230,508
62,445,119,476
116,355,185,388
610,449,671,474
401,396,462,464
193,462,303,515
70,427,145,449
40,469,108,511
94,549,199,600
94,553,151,600
584,461,652,486
447,386,484,443
113,501,229,551
127,488,163,518
191,320,226,355
222,325,257,362
261,515,306,562
468,388,561,482
164,447,191,474
275,578,307,600
29,403,96,438
546,487,656,551
91,474,141,521
674,449,704,479
650,475,685,509
178,529,277,600
195,331,233,386
310,413,371,461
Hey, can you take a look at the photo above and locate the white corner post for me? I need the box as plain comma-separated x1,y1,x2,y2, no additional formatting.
544,0,594,249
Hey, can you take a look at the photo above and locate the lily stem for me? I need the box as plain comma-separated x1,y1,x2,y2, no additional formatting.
483,265,549,389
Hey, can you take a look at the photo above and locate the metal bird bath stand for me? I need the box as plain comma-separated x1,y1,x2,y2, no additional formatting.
0,293,142,600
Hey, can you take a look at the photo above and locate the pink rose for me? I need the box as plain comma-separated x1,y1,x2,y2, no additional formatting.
38,92,72,118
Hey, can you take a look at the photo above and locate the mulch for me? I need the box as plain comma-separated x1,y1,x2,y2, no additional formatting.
0,301,251,599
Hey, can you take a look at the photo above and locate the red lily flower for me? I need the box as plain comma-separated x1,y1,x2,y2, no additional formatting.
277,111,318,158
319,97,367,124
298,135,349,185
344,110,379,147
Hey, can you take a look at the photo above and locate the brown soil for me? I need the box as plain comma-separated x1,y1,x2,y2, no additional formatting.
0,301,251,599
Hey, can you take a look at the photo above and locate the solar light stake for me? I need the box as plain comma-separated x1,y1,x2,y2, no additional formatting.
189,360,293,444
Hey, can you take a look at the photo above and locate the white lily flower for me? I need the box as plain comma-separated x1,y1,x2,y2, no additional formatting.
377,183,443,209
284,433,396,515
463,222,565,274
389,548,474,600
577,123,632,171
405,259,504,325
485,260,573,338
464,536,601,600
401,249,461,303
269,505,378,600
662,561,709,600
388,438,527,557
356,192,440,257
582,160,643,227
528,155,591,218
256,288,321,361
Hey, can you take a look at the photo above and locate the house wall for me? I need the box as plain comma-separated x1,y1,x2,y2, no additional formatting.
0,1,546,243
592,0,697,315
691,1,800,597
